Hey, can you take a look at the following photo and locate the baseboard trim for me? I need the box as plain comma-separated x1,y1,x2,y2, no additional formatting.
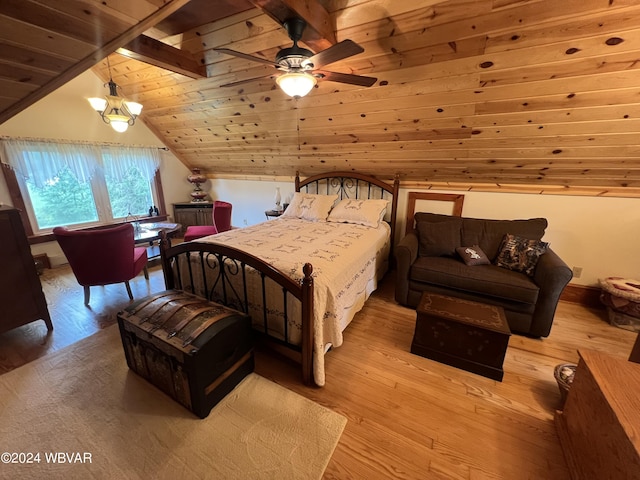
560,283,603,309
33,253,50,269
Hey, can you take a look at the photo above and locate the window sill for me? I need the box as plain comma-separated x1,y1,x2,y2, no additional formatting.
28,214,169,245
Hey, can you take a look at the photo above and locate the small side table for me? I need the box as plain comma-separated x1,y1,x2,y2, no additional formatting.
265,209,283,219
134,222,181,260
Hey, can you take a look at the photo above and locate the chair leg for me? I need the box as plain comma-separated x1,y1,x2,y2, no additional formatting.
143,265,149,280
125,281,133,300
84,286,90,305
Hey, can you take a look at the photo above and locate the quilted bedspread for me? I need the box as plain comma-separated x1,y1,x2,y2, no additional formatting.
196,217,391,385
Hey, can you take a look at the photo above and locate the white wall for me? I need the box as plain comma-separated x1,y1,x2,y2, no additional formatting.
207,178,640,288
209,178,296,227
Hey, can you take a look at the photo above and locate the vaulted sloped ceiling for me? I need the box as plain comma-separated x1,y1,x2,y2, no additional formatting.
3,0,640,193
0,0,194,123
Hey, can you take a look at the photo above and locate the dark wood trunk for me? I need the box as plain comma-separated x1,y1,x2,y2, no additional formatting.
117,290,254,418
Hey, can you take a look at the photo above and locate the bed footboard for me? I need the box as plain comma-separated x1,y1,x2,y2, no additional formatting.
159,232,315,385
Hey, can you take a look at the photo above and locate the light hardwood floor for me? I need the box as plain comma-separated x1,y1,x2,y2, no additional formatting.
1,264,637,479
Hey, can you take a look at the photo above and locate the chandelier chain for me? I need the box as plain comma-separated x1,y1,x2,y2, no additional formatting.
296,99,301,160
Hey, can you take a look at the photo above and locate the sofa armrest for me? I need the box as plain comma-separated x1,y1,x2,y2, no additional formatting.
530,248,573,337
395,231,419,305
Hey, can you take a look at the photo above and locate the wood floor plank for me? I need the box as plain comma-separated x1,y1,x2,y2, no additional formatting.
1,264,636,479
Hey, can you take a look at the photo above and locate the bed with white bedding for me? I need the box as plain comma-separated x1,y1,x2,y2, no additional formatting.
160,172,399,386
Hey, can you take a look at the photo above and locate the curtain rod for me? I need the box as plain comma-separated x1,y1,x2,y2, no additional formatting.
0,135,169,151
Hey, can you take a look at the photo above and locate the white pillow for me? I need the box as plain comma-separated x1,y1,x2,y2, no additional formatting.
327,199,388,228
281,192,338,221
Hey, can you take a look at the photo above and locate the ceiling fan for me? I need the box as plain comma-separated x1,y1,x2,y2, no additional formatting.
214,18,377,97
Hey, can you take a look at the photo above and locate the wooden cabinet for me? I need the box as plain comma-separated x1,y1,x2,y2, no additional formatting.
555,349,640,480
173,202,213,235
0,206,52,334
630,333,640,363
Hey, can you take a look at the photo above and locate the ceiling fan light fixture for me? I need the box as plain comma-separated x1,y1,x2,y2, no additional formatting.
276,71,317,98
215,18,375,93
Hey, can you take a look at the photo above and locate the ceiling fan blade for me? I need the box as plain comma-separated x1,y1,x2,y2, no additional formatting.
315,70,377,87
214,48,280,67
304,40,364,69
219,73,275,88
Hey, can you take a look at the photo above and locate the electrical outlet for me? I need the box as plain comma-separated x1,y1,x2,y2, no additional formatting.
572,266,582,278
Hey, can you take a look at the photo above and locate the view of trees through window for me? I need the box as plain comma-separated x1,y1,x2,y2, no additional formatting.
105,166,154,219
3,140,161,233
27,166,98,229
27,165,154,229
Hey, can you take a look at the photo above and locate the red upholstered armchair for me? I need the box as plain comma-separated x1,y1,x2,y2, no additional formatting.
183,200,232,242
53,223,149,305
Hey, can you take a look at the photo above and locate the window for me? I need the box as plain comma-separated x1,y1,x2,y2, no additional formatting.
26,165,100,228
104,165,154,219
2,139,161,234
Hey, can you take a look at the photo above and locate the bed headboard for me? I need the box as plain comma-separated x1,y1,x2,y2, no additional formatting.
295,171,400,254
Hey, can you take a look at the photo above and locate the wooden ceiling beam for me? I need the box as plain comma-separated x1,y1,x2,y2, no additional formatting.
0,0,193,125
117,35,206,79
248,0,336,52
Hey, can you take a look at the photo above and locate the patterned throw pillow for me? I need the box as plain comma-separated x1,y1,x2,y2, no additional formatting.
456,245,490,266
495,234,549,276
327,199,388,228
281,193,338,221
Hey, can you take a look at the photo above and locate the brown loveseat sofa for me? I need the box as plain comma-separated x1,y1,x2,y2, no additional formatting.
395,213,573,338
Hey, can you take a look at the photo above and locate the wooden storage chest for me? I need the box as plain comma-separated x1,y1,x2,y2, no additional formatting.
411,293,511,381
117,290,254,418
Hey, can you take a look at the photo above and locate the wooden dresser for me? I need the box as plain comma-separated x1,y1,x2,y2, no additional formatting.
555,349,640,480
172,202,213,235
0,206,52,334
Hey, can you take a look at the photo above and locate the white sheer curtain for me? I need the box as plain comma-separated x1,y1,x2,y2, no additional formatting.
1,139,161,185
102,145,161,182
2,139,100,188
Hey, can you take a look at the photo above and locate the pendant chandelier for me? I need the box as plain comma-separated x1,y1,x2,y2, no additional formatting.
87,58,142,133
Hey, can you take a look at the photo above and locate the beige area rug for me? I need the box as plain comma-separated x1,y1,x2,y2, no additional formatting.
0,326,346,480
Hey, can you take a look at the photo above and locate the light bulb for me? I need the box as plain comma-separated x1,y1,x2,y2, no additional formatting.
87,97,107,112
107,114,130,133
125,101,143,116
276,72,317,98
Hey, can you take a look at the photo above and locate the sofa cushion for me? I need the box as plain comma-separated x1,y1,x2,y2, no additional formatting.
415,212,462,226
456,245,490,266
415,213,462,257
414,213,548,261
461,217,547,261
410,256,540,304
495,234,549,276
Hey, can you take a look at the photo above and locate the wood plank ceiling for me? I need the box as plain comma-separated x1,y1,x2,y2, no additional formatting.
0,0,194,123
3,0,640,191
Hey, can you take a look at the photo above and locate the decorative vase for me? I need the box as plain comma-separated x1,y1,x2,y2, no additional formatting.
187,168,208,202
274,187,282,211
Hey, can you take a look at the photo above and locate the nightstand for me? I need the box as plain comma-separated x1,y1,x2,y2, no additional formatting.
265,209,283,219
